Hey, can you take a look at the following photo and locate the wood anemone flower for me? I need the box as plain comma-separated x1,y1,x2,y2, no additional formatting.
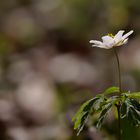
89,30,134,49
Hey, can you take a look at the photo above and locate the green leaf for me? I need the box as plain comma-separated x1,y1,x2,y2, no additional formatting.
120,102,127,119
127,107,140,126
72,97,99,135
76,112,89,136
125,99,140,126
72,97,98,122
74,111,88,130
104,86,120,95
108,95,120,104
127,92,140,100
96,102,112,129
126,99,140,112
94,95,106,110
72,86,122,135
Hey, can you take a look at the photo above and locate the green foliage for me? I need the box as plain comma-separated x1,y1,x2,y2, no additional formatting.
72,97,99,135
125,92,140,99
104,86,120,95
72,86,140,135
122,98,140,126
96,102,112,129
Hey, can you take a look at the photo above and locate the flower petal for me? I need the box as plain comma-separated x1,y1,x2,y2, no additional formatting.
122,30,134,40
123,38,128,44
102,36,114,43
114,30,125,42
89,40,103,45
92,44,108,49
102,36,114,48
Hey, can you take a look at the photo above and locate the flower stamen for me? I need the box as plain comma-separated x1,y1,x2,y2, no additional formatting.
108,33,114,38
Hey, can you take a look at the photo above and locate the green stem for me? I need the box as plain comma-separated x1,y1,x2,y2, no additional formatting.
113,47,122,140
113,47,122,93
117,104,121,140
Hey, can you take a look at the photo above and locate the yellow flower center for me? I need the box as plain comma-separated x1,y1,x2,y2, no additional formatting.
108,33,114,38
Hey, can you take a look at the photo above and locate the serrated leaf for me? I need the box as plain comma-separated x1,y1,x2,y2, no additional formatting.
76,112,89,135
127,107,140,126
72,97,98,122
72,97,99,135
120,102,127,119
108,95,120,104
96,102,112,129
127,92,140,100
126,99,140,112
94,95,106,110
74,111,88,130
125,99,140,126
104,86,120,95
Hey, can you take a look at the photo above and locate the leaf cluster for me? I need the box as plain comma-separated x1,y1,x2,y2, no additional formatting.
72,86,140,135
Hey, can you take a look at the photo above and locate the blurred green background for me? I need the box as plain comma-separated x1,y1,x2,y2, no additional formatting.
0,0,139,140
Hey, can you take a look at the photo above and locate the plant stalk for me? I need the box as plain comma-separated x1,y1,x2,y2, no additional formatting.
113,47,122,140
113,47,122,93
117,104,121,140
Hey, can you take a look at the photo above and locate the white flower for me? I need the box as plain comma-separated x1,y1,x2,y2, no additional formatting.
89,30,134,49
